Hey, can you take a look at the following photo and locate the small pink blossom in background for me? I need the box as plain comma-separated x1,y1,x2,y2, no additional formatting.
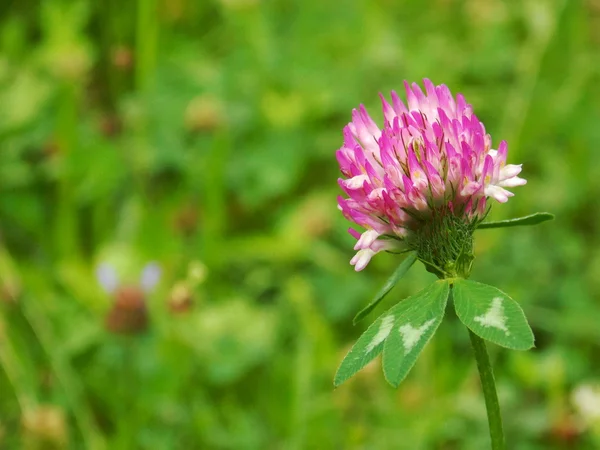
337,79,526,271
96,262,161,334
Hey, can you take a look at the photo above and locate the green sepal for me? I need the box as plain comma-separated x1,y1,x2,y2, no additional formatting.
353,252,417,325
382,280,449,387
477,212,554,230
335,280,448,387
452,279,534,350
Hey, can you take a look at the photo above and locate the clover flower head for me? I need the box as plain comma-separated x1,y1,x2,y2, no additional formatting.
337,79,526,273
96,261,162,334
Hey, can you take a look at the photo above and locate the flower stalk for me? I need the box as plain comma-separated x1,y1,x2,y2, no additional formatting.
469,328,506,450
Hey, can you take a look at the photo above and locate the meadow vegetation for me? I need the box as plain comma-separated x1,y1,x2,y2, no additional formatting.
0,0,599,448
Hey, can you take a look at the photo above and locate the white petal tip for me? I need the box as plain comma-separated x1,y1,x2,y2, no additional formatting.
96,263,119,294
140,262,161,292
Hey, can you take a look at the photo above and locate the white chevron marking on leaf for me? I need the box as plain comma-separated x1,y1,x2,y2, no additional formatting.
366,315,394,353
474,297,510,335
398,318,436,354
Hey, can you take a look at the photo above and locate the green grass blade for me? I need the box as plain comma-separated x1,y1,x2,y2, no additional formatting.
353,252,417,325
477,212,554,229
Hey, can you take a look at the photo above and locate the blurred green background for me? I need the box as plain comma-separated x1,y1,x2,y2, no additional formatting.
1,0,599,448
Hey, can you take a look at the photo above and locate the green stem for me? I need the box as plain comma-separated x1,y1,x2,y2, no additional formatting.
468,329,505,450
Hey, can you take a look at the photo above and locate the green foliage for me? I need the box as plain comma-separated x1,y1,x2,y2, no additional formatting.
335,280,448,387
382,281,449,387
477,212,555,229
0,0,599,448
452,279,534,351
353,252,417,325
334,307,393,386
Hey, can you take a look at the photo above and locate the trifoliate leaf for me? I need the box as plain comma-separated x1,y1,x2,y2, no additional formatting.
452,279,534,350
477,212,554,229
382,280,449,387
353,252,417,325
334,280,448,387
